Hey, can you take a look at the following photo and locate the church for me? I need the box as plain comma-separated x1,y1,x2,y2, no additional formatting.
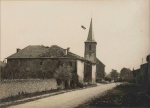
4,18,105,87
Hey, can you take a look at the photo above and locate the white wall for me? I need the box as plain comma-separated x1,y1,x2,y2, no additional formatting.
77,60,84,84
92,64,96,84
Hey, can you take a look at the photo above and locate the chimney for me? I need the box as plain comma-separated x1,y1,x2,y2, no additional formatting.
66,47,70,55
17,48,21,53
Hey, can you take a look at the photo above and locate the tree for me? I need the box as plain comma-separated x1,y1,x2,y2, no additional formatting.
104,77,112,82
110,69,119,81
106,72,112,78
53,64,73,88
120,68,131,80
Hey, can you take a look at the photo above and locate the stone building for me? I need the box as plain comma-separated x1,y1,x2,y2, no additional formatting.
4,18,105,87
0,61,6,81
132,54,150,84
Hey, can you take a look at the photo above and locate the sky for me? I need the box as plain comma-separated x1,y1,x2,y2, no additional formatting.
1,0,149,73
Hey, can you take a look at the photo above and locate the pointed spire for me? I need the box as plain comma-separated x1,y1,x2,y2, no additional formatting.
85,18,96,42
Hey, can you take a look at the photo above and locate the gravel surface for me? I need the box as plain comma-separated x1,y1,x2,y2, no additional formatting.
8,83,118,108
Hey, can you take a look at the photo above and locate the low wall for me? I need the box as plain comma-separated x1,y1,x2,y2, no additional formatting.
0,78,57,100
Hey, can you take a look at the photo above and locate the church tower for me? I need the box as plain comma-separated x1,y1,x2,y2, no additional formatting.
84,18,97,63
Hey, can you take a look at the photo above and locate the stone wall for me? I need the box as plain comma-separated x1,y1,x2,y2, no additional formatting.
96,60,105,80
2,58,77,79
0,79,57,100
84,42,96,63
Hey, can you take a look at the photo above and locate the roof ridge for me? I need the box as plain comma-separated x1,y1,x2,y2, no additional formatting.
68,52,84,59
38,45,66,57
96,57,105,66
68,52,95,63
51,45,65,50
28,45,42,46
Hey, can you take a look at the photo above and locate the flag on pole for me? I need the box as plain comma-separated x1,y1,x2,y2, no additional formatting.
81,25,86,30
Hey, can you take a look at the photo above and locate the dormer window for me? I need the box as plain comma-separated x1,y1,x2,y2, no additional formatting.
89,45,91,50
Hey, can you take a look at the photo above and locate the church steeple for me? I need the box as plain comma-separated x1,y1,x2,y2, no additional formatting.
84,18,97,63
85,18,96,43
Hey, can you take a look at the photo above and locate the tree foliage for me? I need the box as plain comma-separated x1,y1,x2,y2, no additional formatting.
110,69,119,80
53,64,73,81
120,68,131,80
104,77,112,82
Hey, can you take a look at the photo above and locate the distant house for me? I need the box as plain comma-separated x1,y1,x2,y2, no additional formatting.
0,61,6,67
0,61,6,80
4,18,105,87
132,54,150,83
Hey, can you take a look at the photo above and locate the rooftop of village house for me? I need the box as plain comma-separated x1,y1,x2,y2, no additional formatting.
7,45,102,64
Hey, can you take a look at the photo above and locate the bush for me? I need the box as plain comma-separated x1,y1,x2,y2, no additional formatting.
53,64,72,81
128,78,136,83
104,77,112,82
53,64,73,88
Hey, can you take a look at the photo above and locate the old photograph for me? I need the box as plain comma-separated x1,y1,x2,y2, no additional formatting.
0,0,150,107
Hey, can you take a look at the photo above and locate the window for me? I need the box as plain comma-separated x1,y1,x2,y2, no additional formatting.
69,62,72,66
89,45,91,50
40,62,42,65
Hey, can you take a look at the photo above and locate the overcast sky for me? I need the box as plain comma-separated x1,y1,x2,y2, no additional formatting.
1,0,149,73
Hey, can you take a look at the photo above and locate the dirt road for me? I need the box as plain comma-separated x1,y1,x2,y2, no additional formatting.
9,83,118,108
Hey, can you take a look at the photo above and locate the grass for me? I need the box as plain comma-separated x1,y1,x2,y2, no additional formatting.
76,83,150,108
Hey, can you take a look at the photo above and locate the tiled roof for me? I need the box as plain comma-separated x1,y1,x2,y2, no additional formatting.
7,45,49,58
39,45,66,57
7,45,95,64
67,52,92,62
96,58,105,66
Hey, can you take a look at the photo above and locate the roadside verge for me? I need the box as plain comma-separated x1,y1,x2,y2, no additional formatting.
0,84,97,108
